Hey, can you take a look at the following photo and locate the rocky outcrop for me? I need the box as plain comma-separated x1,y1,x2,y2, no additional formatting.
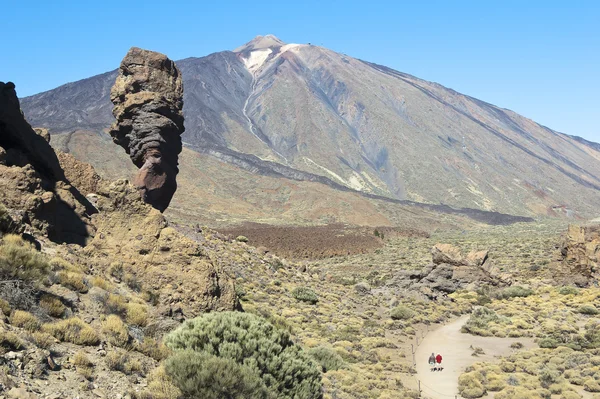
556,224,600,285
108,47,184,212
391,243,510,299
82,180,238,316
0,82,95,244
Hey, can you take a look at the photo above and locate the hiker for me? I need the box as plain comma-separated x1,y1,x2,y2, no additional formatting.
428,353,436,371
435,353,443,371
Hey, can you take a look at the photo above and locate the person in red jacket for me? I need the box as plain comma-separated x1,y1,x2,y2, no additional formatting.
435,353,443,371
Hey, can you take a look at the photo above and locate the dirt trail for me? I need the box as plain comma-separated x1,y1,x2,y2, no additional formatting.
414,315,536,399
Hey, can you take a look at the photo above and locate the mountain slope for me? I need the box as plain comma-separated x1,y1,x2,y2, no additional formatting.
20,35,600,218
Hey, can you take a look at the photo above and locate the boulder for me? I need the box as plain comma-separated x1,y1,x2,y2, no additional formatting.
108,47,184,212
392,243,508,299
431,243,463,265
555,224,600,285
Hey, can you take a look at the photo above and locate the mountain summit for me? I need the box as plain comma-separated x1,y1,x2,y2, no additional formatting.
19,36,600,220
234,34,286,52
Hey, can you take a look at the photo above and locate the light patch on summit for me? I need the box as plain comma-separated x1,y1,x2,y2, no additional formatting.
243,49,272,73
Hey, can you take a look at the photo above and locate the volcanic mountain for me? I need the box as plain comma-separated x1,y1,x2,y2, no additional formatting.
20,35,600,223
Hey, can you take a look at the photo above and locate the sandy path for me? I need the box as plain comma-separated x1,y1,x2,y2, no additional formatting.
414,315,536,399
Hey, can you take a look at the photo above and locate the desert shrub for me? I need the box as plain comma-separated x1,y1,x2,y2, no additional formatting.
291,287,318,304
91,276,112,291
462,307,505,335
164,311,322,399
500,361,516,372
72,350,93,367
558,286,579,295
165,351,270,399
137,366,182,399
561,392,582,399
458,371,486,398
0,330,24,354
539,367,561,388
235,236,248,243
57,271,88,293
43,317,100,345
104,294,128,316
511,342,524,349
578,305,599,315
101,315,129,347
0,234,49,283
496,286,533,299
106,350,142,375
10,310,40,331
354,282,371,295
585,379,600,392
39,295,66,317
126,303,148,327
136,337,171,361
495,386,542,399
390,305,415,320
307,346,345,372
29,331,54,349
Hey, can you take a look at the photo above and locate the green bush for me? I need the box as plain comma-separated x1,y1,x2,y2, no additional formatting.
578,305,599,315
462,307,507,335
166,351,269,399
291,287,318,304
0,235,49,283
307,346,345,372
390,305,415,320
496,286,534,300
164,311,322,399
558,286,579,295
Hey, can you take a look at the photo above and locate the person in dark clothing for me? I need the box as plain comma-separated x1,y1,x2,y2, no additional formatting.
435,353,443,371
428,353,436,371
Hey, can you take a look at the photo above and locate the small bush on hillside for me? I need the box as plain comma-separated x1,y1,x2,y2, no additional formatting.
462,307,505,335
10,310,41,332
496,286,534,300
235,235,248,243
558,286,580,295
390,305,415,320
577,305,599,315
39,295,66,317
0,234,49,283
126,303,148,327
43,318,100,345
291,287,318,304
57,271,88,293
0,331,24,354
101,315,129,347
307,346,346,372
164,311,322,399
458,371,486,398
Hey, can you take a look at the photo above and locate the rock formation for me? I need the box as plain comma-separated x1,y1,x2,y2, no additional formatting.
556,224,600,285
108,47,184,212
0,82,95,244
390,243,510,299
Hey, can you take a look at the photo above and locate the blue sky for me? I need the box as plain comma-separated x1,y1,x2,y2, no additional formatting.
3,0,599,141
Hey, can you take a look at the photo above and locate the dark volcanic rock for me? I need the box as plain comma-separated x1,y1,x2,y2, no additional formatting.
0,82,95,244
0,82,65,181
108,47,184,212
